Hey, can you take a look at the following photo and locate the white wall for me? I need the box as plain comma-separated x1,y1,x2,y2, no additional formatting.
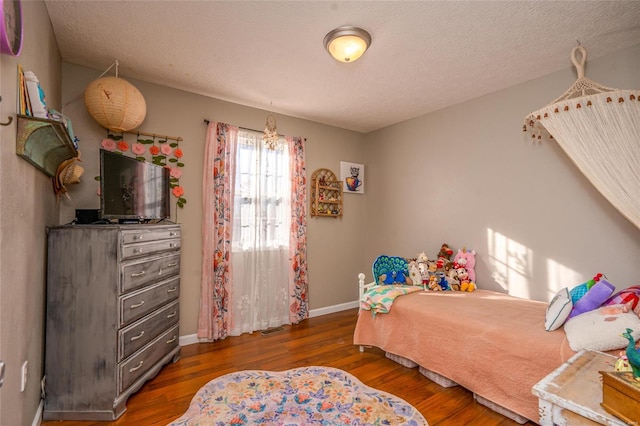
363,43,640,302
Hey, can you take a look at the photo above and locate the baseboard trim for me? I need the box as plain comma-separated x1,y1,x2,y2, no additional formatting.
178,299,359,347
309,300,358,318
32,399,43,426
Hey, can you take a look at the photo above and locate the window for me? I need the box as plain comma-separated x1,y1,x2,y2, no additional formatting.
232,130,290,251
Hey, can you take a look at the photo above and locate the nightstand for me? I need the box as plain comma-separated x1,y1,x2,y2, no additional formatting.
532,350,628,425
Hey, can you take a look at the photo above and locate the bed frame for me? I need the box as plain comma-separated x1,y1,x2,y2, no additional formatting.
355,273,576,424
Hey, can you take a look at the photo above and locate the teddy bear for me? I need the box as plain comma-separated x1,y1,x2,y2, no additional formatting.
453,248,476,282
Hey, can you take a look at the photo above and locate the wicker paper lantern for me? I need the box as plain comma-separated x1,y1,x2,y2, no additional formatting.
84,76,146,132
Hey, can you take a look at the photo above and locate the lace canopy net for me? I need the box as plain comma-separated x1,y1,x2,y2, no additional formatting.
524,46,640,229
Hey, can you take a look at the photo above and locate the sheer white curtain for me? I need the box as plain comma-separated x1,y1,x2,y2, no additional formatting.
229,130,291,335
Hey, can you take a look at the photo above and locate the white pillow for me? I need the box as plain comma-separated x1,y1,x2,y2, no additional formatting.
564,306,640,352
545,287,572,331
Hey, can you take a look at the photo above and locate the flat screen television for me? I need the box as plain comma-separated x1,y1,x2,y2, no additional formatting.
100,149,170,221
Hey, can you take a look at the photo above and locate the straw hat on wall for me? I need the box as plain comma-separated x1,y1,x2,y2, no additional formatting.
53,152,84,201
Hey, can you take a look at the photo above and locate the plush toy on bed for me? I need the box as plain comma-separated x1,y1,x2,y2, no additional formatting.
378,270,412,285
407,261,423,289
453,248,476,283
438,243,453,259
455,267,476,291
417,252,430,287
428,274,442,291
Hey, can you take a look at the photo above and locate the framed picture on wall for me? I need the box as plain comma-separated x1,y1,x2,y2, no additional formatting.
340,161,364,194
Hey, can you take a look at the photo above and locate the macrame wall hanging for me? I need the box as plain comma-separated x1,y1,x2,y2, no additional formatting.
524,45,640,229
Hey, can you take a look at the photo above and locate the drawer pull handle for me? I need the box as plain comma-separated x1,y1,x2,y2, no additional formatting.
133,235,143,241
130,301,145,309
167,311,177,319
167,286,178,293
166,262,178,267
166,336,177,344
169,243,176,248
129,361,144,372
131,270,146,277
169,232,177,236
133,248,143,254
130,331,145,341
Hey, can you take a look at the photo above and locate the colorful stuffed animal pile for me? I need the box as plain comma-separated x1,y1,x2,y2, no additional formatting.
414,243,477,292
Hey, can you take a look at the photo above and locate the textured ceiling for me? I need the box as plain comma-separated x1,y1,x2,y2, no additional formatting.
44,1,640,133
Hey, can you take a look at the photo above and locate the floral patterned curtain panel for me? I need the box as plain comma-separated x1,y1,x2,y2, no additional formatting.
198,122,237,341
287,136,309,324
198,124,309,341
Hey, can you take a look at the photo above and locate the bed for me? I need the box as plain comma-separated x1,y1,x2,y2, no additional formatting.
353,273,577,424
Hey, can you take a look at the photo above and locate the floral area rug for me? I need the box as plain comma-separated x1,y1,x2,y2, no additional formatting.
168,366,428,425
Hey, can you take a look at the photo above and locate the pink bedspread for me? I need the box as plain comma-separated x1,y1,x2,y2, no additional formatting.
353,289,576,423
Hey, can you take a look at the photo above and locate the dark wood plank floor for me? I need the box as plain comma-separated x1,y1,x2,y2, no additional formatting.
41,308,535,425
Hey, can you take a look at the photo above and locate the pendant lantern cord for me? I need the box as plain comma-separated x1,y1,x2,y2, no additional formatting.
62,59,121,113
96,59,119,79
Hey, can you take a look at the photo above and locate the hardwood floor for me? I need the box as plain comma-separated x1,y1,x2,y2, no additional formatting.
41,308,535,425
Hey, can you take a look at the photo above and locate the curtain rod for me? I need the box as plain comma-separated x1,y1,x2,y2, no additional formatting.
110,128,183,142
203,119,282,137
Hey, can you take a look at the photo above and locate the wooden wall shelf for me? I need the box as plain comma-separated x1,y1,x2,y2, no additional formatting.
310,168,343,218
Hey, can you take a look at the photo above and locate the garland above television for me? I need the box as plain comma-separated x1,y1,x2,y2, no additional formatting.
98,130,186,211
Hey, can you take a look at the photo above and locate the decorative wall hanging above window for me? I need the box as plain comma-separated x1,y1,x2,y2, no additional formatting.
263,112,280,150
84,60,147,132
523,45,640,229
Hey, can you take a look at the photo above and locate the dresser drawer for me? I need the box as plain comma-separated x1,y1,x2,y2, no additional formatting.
118,324,179,393
121,252,180,293
121,238,180,260
118,300,180,361
121,227,181,245
119,277,180,326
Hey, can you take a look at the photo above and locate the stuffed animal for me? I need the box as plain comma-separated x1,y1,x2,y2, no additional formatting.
436,272,450,291
453,248,476,282
438,243,453,260
428,274,442,291
460,280,477,292
407,261,422,288
378,270,412,285
454,267,476,291
417,252,430,287
447,268,460,290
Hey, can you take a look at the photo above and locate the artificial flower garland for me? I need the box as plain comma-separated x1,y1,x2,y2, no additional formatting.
98,133,186,209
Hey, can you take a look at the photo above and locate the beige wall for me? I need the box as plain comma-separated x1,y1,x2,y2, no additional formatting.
60,63,367,337
363,43,640,302
0,2,62,425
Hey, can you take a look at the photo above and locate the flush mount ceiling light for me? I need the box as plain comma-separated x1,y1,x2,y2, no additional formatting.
323,26,371,63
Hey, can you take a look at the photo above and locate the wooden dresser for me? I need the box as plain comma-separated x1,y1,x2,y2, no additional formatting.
43,224,181,421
